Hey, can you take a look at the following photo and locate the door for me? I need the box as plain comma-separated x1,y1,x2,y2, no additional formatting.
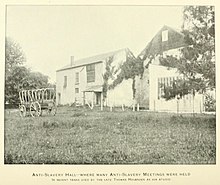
58,93,61,105
95,92,101,105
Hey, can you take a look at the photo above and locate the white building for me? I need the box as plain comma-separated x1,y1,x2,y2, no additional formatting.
56,25,215,113
56,48,134,108
148,64,205,113
137,25,208,113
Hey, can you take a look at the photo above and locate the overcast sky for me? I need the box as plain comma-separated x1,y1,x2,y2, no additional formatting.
6,5,184,83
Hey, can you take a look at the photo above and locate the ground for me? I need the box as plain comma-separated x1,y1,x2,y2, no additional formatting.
4,106,216,164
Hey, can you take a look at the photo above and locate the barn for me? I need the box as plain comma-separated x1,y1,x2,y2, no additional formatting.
136,25,214,113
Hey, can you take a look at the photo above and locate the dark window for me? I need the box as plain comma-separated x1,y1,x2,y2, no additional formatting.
63,76,67,88
158,78,161,99
86,64,95,83
158,77,167,99
75,88,79,93
158,76,185,99
75,72,79,84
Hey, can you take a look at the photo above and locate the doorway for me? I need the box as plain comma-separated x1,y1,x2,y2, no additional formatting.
95,92,101,105
58,93,61,105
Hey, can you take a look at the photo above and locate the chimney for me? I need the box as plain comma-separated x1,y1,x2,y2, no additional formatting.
71,56,75,66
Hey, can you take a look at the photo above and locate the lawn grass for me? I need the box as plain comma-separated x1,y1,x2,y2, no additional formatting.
4,106,216,164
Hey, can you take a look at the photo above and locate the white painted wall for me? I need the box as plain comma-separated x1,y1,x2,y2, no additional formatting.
107,79,133,107
56,49,134,107
107,50,127,85
74,65,86,104
56,62,104,105
56,69,75,105
106,49,133,107
149,64,205,113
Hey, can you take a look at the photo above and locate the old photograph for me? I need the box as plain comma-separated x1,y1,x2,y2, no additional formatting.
4,5,216,165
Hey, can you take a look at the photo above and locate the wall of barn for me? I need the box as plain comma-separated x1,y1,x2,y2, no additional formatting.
106,50,134,107
149,64,205,113
135,69,149,109
107,78,133,107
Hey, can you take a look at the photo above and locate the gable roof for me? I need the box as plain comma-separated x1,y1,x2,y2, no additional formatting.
138,25,187,60
57,48,128,72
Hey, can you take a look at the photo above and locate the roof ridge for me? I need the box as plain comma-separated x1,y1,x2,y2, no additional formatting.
71,48,127,62
138,25,185,60
57,48,128,71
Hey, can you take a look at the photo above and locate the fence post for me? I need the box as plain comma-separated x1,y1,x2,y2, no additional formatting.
154,100,156,111
83,92,85,106
122,104,124,111
177,100,179,114
101,93,103,111
91,92,94,109
192,94,195,116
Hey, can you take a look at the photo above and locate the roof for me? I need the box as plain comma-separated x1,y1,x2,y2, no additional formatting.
138,25,187,60
83,85,103,92
57,48,128,72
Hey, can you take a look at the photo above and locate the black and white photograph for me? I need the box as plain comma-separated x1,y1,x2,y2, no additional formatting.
3,4,216,167
2,1,220,185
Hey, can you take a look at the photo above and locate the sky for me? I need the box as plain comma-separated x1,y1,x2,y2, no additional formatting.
6,5,184,83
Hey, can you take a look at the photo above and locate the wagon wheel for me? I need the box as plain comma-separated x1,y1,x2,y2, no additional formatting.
30,102,41,117
19,105,26,117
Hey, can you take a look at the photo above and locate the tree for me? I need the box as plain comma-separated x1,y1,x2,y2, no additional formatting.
5,66,30,104
108,50,144,99
5,65,50,104
160,6,215,100
102,56,114,103
5,37,50,105
22,72,49,90
5,38,26,104
5,37,26,75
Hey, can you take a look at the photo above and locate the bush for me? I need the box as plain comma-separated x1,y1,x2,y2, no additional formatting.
204,94,216,112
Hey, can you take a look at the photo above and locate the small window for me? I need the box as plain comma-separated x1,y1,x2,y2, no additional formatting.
63,76,67,88
162,30,168,42
75,88,79,94
75,72,79,84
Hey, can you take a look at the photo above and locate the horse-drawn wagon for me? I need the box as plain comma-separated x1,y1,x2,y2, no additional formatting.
19,88,56,117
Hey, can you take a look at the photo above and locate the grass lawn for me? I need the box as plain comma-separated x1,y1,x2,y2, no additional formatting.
4,106,216,164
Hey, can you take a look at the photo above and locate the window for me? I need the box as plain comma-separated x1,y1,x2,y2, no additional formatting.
75,72,79,84
158,78,161,99
63,76,67,88
158,77,174,99
158,76,188,100
162,30,168,42
86,64,95,83
75,88,79,94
